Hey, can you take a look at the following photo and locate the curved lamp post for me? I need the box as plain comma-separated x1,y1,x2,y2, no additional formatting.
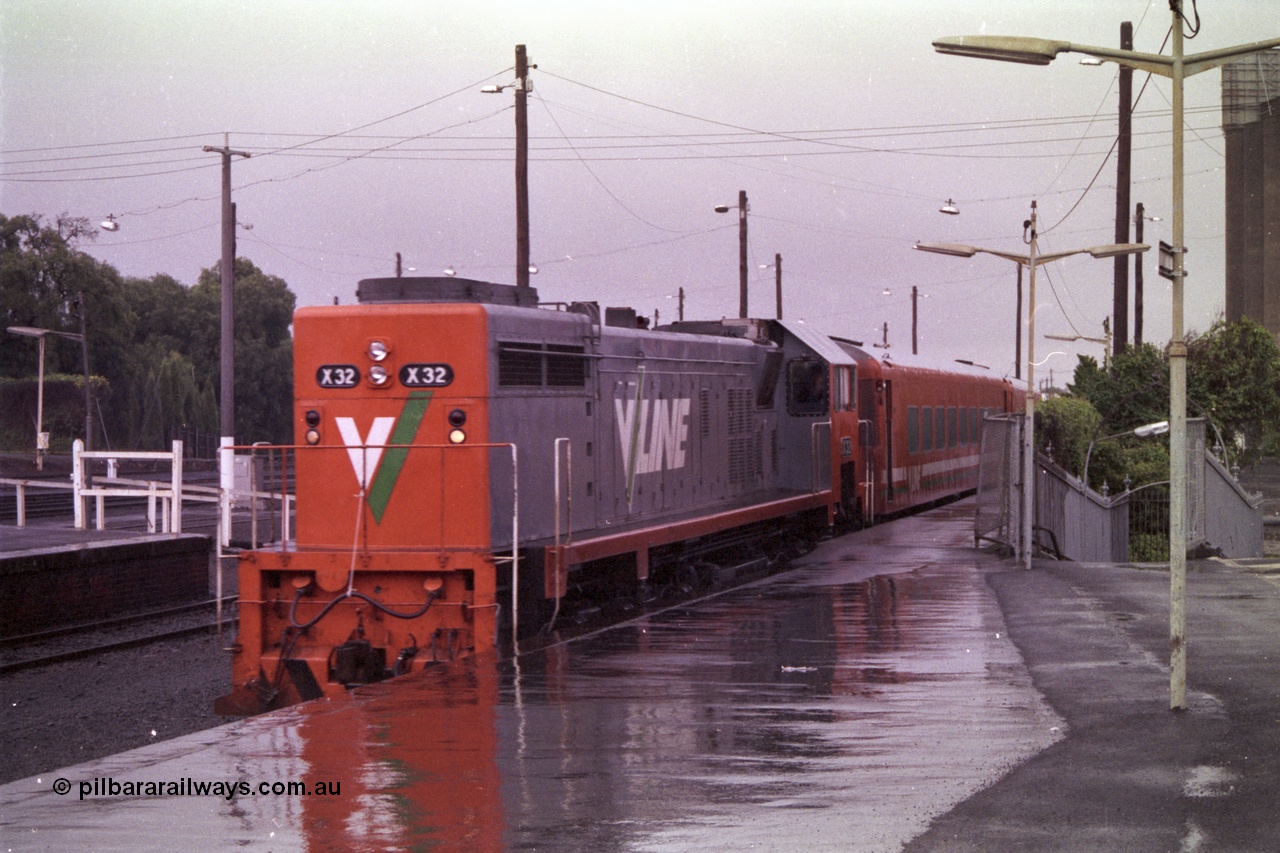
914,200,1148,573
934,7,1280,711
1083,419,1170,490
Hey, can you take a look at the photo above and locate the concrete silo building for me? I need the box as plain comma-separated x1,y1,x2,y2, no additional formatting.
1223,49,1280,339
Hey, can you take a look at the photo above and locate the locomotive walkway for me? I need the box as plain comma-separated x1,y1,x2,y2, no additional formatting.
4,499,1280,850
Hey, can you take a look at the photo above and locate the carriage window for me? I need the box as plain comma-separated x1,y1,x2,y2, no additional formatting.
921,406,933,451
947,407,958,448
935,408,946,450
907,406,919,454
969,407,979,445
787,359,829,416
959,405,969,445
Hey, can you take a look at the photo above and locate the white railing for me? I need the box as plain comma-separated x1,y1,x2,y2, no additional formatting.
72,439,186,532
0,476,74,527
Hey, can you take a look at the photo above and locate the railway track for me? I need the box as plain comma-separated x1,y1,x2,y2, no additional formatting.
0,598,237,675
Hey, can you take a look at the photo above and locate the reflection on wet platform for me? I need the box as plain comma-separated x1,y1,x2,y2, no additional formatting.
1,503,1063,852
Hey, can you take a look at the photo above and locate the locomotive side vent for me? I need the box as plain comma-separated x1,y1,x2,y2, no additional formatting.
727,387,762,486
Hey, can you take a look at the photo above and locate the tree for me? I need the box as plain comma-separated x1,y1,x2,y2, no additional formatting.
0,213,136,448
1068,343,1169,433
194,258,295,445
1187,316,1280,462
1035,395,1101,477
3,211,298,453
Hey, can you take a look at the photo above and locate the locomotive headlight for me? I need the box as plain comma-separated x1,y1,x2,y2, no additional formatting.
305,429,321,445
368,365,389,386
368,340,389,362
448,428,467,444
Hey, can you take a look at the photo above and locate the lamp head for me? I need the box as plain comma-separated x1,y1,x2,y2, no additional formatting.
933,35,1071,66
913,242,978,258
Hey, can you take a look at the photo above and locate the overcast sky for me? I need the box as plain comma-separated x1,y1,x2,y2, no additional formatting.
3,1,1274,382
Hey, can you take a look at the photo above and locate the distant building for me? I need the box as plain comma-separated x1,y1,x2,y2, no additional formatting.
1223,48,1280,340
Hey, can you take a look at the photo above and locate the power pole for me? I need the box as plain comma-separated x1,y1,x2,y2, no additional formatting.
1113,21,1134,355
678,286,685,321
202,137,250,444
738,190,749,318
911,285,919,354
516,44,531,289
1134,202,1146,346
774,253,783,319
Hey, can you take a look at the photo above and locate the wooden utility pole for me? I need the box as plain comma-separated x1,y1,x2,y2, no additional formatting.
516,44,531,288
774,253,783,319
737,191,749,317
1113,22,1134,355
911,285,919,354
202,136,250,442
1134,202,1146,345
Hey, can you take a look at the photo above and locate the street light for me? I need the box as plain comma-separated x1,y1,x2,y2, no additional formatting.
933,6,1280,713
1083,420,1170,490
914,200,1148,573
715,190,749,318
1047,319,1112,367
6,325,87,470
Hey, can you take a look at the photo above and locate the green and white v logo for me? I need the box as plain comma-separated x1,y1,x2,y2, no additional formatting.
335,391,431,524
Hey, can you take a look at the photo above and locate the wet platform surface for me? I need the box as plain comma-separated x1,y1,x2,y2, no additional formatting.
5,499,1280,851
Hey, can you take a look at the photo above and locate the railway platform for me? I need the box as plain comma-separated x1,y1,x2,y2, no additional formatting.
3,499,1280,851
0,525,211,638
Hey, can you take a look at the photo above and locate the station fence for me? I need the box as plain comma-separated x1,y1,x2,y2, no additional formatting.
975,416,1263,562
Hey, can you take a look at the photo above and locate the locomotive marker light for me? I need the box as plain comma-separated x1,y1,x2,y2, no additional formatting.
932,6,1280,713
304,409,322,446
914,202,1147,576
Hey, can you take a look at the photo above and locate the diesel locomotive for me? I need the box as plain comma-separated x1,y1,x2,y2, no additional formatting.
217,277,1019,714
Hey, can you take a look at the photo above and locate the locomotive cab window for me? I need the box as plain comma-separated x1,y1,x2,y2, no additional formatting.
787,359,829,416
832,365,854,411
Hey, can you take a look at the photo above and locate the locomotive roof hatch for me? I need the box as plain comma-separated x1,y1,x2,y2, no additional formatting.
356,276,540,307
